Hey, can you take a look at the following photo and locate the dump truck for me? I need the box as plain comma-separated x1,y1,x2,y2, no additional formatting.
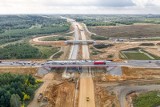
86,97,90,101
37,93,43,102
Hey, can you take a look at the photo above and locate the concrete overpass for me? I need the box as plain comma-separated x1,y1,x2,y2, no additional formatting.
65,40,95,45
41,60,160,68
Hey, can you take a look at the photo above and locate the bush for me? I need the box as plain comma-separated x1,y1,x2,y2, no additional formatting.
94,44,113,49
91,34,109,40
41,36,68,41
108,54,114,58
139,43,155,46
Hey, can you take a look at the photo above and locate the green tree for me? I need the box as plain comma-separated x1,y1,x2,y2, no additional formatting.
10,94,21,107
0,95,5,106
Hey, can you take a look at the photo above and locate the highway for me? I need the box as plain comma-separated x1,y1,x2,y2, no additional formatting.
81,31,90,60
59,17,80,60
77,22,95,107
62,18,80,80
0,17,160,107
68,21,80,60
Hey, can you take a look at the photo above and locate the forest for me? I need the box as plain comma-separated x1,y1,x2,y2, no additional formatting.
0,73,40,107
0,43,42,59
73,14,160,26
0,15,70,44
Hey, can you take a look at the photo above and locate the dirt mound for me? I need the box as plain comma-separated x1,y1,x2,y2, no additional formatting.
44,81,75,107
122,66,160,79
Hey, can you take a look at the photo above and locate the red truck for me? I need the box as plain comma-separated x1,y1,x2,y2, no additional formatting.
94,61,106,65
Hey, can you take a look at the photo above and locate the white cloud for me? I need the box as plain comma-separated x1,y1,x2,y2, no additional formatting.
0,0,159,14
132,0,148,7
132,0,160,7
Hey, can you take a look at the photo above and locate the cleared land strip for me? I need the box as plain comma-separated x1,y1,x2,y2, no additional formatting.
78,77,95,107
78,23,95,107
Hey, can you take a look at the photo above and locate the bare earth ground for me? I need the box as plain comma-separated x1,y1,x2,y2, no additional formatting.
95,86,120,107
144,48,160,57
88,24,160,37
90,43,139,60
59,45,71,60
90,42,160,60
28,72,55,107
78,77,95,107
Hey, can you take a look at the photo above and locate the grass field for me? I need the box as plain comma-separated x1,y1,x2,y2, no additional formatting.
133,91,160,107
122,52,152,60
34,45,59,58
120,48,160,60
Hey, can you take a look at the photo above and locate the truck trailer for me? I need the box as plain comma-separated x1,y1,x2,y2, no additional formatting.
94,61,106,65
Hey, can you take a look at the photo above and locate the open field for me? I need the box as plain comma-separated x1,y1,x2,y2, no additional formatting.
120,51,155,60
0,66,38,75
34,45,60,59
88,24,160,38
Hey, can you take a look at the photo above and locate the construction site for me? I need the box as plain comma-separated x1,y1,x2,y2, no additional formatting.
25,18,160,107
0,17,160,107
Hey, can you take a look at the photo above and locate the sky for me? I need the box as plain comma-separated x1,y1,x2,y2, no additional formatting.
0,0,160,14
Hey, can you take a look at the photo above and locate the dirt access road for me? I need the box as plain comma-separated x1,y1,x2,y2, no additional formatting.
114,85,160,107
31,35,65,46
28,73,55,107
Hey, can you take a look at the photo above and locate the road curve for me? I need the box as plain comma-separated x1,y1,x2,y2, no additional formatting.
115,85,160,107
31,35,65,46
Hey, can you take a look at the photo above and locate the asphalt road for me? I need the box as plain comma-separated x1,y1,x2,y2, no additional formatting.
68,22,80,60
